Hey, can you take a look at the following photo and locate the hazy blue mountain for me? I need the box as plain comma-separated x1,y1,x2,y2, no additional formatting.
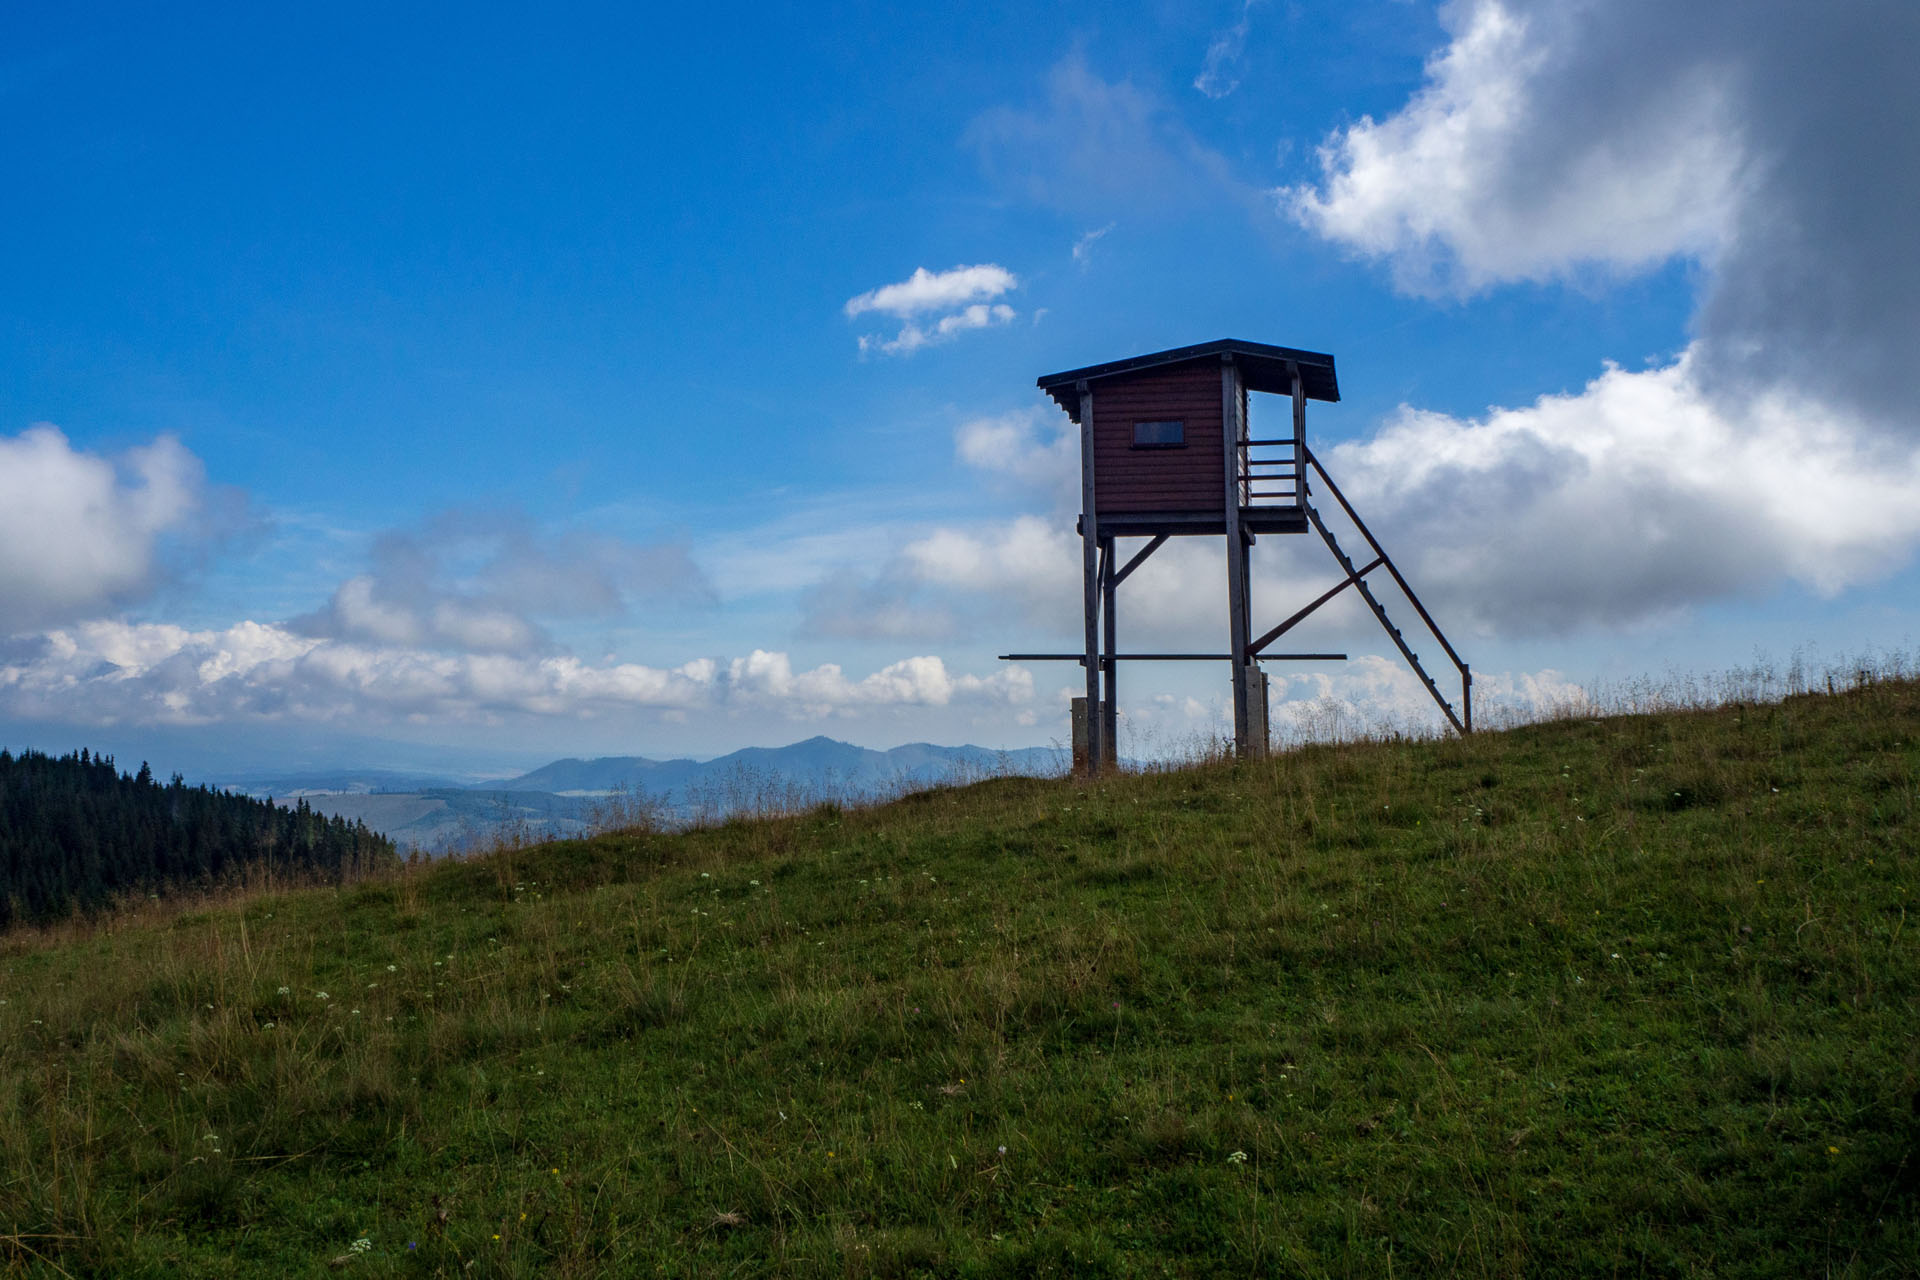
226,737,1065,854
489,737,1065,799
489,756,693,794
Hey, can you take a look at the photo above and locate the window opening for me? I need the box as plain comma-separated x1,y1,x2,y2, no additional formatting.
1131,420,1185,449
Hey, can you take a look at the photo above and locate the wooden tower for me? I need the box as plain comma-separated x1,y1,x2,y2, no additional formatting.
1003,339,1470,774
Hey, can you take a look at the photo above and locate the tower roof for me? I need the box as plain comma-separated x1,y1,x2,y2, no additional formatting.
1036,338,1339,421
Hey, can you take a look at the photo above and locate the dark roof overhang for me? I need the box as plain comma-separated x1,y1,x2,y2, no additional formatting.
1036,338,1339,421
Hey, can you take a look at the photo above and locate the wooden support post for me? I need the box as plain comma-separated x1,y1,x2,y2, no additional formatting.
1247,668,1270,759
1101,534,1117,769
1237,531,1256,760
1072,697,1106,774
1078,382,1101,775
1239,532,1254,658
1222,357,1250,756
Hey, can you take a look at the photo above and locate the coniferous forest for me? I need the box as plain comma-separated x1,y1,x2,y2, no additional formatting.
0,748,397,929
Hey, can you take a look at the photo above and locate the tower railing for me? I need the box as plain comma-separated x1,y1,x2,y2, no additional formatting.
1236,366,1310,509
1237,439,1303,507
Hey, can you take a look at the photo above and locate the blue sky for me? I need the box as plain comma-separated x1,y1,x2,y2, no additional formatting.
3,0,1916,776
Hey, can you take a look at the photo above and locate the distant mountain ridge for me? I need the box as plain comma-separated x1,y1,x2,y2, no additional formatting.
492,736,1064,797
219,736,1066,854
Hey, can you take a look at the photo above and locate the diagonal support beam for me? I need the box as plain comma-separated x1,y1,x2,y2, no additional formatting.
1247,554,1384,657
1110,534,1167,588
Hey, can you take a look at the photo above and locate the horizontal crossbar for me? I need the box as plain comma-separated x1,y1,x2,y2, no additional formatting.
999,653,1347,663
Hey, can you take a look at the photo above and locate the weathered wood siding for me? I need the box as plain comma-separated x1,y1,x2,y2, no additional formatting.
1091,362,1234,514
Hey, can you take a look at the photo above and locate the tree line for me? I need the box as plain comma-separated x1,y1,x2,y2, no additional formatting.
0,747,397,929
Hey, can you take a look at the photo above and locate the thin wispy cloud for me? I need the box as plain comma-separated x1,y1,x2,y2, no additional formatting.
1194,1,1260,99
966,54,1244,215
290,509,713,656
1071,223,1114,268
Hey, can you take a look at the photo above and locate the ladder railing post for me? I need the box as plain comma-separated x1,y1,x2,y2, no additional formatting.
1290,363,1307,508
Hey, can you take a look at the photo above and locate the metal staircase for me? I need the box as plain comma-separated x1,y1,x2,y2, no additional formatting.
1248,447,1472,733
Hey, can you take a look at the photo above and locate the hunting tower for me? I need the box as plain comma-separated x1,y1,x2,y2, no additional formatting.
1003,338,1471,774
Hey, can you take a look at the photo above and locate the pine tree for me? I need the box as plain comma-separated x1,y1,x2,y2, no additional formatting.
0,748,399,928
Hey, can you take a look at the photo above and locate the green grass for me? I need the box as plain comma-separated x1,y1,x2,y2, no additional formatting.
2,679,1917,1277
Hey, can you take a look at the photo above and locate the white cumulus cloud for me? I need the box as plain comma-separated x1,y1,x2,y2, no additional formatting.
0,620,1029,729
1282,0,1745,295
846,265,1020,357
953,409,1079,508
862,303,1018,357
1326,352,1920,633
0,426,209,634
727,649,1032,718
844,265,1017,319
1283,0,1920,429
1276,0,1920,626
1261,656,1592,743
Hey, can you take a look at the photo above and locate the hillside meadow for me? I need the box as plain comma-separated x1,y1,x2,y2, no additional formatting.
1,677,1915,1277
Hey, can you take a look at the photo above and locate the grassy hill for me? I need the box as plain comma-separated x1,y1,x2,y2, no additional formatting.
1,679,1915,1277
